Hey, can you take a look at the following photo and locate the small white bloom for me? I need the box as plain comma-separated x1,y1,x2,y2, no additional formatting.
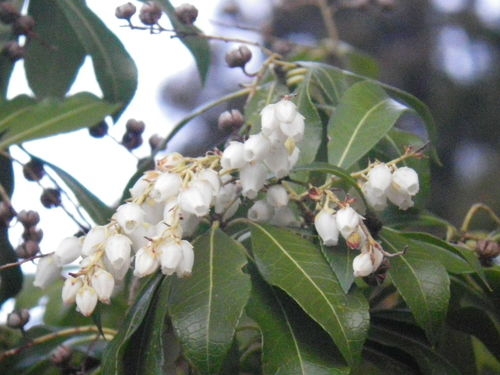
134,246,160,277
215,183,239,214
264,144,290,179
275,99,298,123
386,188,414,210
221,141,246,170
159,240,183,276
62,277,83,305
103,255,130,281
150,172,182,202
178,181,212,217
176,240,195,277
280,113,305,141
76,285,98,316
129,177,150,199
352,249,384,277
260,103,280,136
114,203,145,234
104,234,132,271
392,167,419,196
54,236,82,266
91,268,115,303
363,184,388,211
366,163,392,196
336,206,362,239
266,185,289,208
81,226,106,256
240,162,268,199
314,209,339,246
243,133,271,162
195,169,221,195
248,200,274,222
34,254,61,289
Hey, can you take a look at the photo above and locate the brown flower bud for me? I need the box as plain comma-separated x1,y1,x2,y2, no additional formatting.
139,2,162,25
0,3,20,24
1,41,24,62
88,120,109,138
122,132,143,151
115,2,136,20
40,188,61,208
17,210,40,227
12,15,35,36
175,3,198,25
125,119,145,134
7,309,30,329
22,226,43,243
51,345,73,367
148,134,165,151
218,109,245,131
16,240,40,258
225,45,252,68
23,158,45,181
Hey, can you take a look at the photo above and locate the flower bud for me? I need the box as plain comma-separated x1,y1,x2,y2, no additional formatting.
34,254,61,289
139,2,162,25
40,188,62,208
225,45,252,68
0,3,20,24
115,2,136,20
175,3,198,25
22,226,43,243
88,120,108,138
62,277,83,305
17,210,40,227
104,234,132,271
12,15,35,36
121,131,143,150
314,209,339,246
2,40,24,61
23,158,45,181
76,285,98,316
149,134,165,151
15,240,40,258
125,119,146,135
54,236,82,266
51,345,73,367
248,200,273,222
7,309,30,329
114,203,145,234
91,268,115,303
336,206,362,239
218,109,244,131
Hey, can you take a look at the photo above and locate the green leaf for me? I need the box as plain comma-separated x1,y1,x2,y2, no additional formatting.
0,93,120,149
328,81,411,169
41,159,114,225
380,228,450,343
168,227,251,375
246,269,349,374
101,274,163,374
25,0,86,98
305,62,349,105
56,0,137,113
249,223,369,366
320,242,356,294
369,321,461,374
154,0,211,84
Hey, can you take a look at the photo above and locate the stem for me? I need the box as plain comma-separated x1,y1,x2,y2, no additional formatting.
316,0,340,47
0,326,117,362
460,203,500,233
0,253,48,272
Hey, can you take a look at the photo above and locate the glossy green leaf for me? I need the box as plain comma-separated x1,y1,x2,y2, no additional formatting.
0,93,120,149
42,160,114,225
154,0,211,84
369,322,461,374
56,0,137,112
320,242,356,294
380,228,450,343
246,269,349,375
168,227,251,375
250,223,369,366
101,274,163,374
304,62,350,105
328,81,410,169
25,0,86,98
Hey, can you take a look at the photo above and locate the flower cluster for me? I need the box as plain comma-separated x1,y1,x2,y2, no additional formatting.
33,98,305,316
362,163,420,211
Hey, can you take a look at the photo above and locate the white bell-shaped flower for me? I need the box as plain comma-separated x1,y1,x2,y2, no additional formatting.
34,254,61,289
352,249,384,277
336,206,362,239
260,103,280,136
392,167,419,196
240,162,268,199
81,226,106,256
114,203,145,234
221,141,246,170
178,181,213,217
366,163,392,195
103,254,130,281
266,185,289,207
62,276,83,305
176,240,195,277
91,268,115,303
215,183,239,214
134,246,160,277
314,209,339,246
363,184,388,211
243,133,272,162
275,99,298,123
104,234,132,271
129,177,150,199
54,236,82,266
159,240,183,276
150,172,182,202
195,169,221,195
280,113,305,141
248,200,274,222
386,188,414,210
264,144,290,179
76,285,98,316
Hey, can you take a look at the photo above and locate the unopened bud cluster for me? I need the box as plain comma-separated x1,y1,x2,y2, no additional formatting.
0,2,34,61
36,98,305,316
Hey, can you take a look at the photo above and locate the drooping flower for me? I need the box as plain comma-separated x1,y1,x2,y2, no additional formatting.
314,209,339,246
90,268,115,303
54,236,82,266
336,206,362,239
75,285,98,317
34,254,61,289
114,203,145,234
